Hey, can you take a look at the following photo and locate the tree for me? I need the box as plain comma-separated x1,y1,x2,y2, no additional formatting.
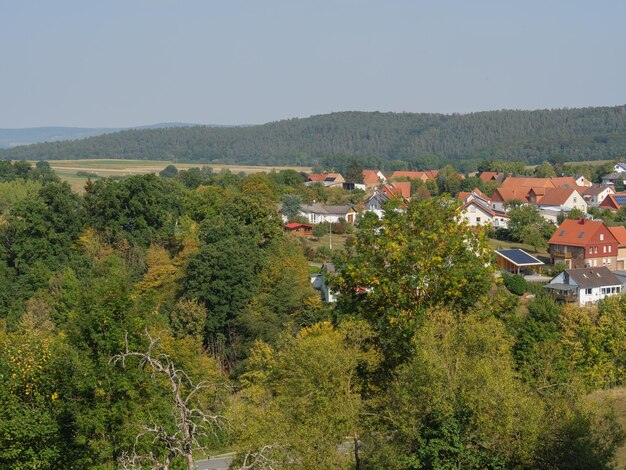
231,321,379,469
346,159,364,183
534,161,557,178
281,194,303,220
159,164,179,178
112,332,227,470
333,198,495,367
507,204,555,249
364,312,544,469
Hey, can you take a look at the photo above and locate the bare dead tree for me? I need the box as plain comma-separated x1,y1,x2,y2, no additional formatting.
111,331,228,470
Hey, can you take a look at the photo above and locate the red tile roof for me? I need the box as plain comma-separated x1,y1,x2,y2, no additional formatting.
479,171,504,183
608,226,626,247
599,193,626,211
535,187,578,206
390,170,439,181
548,219,613,246
362,169,383,185
284,222,313,229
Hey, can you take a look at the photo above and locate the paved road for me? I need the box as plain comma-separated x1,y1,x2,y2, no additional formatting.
195,453,235,470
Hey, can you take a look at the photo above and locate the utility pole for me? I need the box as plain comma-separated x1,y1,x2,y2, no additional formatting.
329,220,332,251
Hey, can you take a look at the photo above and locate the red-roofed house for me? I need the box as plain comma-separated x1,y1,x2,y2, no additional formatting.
361,169,386,187
363,182,410,217
599,193,626,211
284,223,313,236
548,219,618,269
479,171,505,184
306,173,345,186
534,187,587,213
608,226,626,270
583,185,614,207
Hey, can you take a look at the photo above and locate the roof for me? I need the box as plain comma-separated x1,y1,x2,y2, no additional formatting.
599,193,626,211
602,172,624,181
463,199,509,218
565,266,621,289
307,173,343,182
548,219,613,246
608,226,626,246
379,182,411,200
535,187,579,206
479,171,504,183
495,249,543,267
362,169,383,185
300,203,356,215
390,170,438,181
491,187,529,203
501,176,578,190
583,185,614,197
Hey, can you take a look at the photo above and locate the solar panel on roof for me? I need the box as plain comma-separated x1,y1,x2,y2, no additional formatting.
614,195,626,206
496,249,543,266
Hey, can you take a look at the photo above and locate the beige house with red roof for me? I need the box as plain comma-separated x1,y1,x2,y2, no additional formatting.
306,173,345,186
548,219,618,269
535,187,587,217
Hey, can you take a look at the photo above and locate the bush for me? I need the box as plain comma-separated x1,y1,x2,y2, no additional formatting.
316,246,332,261
503,273,527,296
313,223,328,238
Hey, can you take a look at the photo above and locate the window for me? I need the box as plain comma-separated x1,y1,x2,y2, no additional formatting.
586,288,593,295
589,247,593,254
602,288,606,294
578,232,586,238
595,246,598,253
603,246,606,253
600,233,605,241
574,197,577,203
609,245,612,253
476,217,481,223
608,258,612,264
559,230,566,236
603,258,606,266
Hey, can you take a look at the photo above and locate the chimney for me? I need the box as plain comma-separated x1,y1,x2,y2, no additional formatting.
579,218,586,224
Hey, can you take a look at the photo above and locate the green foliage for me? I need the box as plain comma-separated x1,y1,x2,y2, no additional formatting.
365,312,544,469
159,164,179,177
507,204,555,250
281,193,302,219
346,158,364,183
333,197,495,367
502,273,527,295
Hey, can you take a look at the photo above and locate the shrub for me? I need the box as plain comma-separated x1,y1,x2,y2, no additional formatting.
503,273,527,296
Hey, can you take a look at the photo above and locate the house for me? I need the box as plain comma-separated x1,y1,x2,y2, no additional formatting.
305,173,345,187
458,188,490,204
574,175,593,187
495,249,543,275
362,169,387,188
299,203,357,224
479,171,505,184
614,162,626,173
599,193,626,211
545,267,622,306
363,182,410,218
601,172,626,186
390,170,439,182
490,187,529,211
548,219,618,269
534,188,587,215
284,222,313,237
461,199,509,229
583,185,614,208
608,225,626,270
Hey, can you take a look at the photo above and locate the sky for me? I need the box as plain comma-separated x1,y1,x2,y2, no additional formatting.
0,0,624,128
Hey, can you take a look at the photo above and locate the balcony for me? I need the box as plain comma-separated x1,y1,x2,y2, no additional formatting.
550,248,573,259
551,291,578,302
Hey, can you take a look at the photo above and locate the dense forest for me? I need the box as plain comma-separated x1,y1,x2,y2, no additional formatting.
2,106,626,171
2,161,626,469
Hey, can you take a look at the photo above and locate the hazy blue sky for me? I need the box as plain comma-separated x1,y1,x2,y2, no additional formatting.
1,1,624,127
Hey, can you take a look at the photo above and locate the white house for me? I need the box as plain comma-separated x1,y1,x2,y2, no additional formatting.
534,188,587,214
299,203,357,224
545,266,622,306
614,162,626,173
583,185,615,208
574,175,593,187
461,199,509,229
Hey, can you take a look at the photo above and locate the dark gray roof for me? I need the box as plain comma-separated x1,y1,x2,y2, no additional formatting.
300,203,356,215
566,266,621,289
583,185,613,197
602,172,624,180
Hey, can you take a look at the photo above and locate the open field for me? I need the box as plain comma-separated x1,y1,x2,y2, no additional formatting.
43,159,312,192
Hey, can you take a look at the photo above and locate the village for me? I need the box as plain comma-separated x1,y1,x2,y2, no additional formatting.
282,162,626,308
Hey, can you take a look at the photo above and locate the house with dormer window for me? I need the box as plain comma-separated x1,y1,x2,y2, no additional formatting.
548,219,618,269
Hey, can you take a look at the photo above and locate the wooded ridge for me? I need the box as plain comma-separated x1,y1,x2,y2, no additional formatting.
2,106,626,171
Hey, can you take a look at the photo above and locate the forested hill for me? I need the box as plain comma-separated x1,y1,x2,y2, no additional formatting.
2,106,626,171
